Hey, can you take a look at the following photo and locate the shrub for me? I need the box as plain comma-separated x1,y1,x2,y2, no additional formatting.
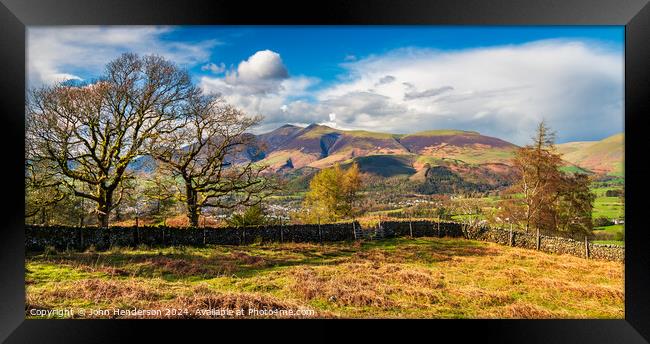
227,205,268,227
594,217,614,227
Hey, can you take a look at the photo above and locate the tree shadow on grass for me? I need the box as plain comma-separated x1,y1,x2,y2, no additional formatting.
26,244,359,282
26,237,500,282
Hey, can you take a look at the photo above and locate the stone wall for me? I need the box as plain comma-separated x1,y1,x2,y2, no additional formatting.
25,221,624,261
25,223,361,251
466,226,624,261
381,220,464,238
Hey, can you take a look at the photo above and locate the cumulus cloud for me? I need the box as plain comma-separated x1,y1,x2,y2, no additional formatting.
226,50,288,82
199,50,320,132
215,50,291,95
27,26,220,86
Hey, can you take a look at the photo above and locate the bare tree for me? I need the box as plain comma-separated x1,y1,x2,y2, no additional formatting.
27,53,196,227
149,94,276,227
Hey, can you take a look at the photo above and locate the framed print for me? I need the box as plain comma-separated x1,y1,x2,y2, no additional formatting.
1,0,649,342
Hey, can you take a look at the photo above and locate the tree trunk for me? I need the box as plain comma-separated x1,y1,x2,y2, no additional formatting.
96,187,114,229
98,210,110,228
186,184,199,227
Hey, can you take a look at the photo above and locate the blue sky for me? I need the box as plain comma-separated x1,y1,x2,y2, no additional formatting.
28,26,624,144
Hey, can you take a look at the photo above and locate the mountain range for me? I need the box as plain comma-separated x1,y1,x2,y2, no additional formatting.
253,123,516,169
131,123,624,194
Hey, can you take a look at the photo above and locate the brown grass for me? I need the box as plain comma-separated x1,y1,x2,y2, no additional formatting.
26,237,624,319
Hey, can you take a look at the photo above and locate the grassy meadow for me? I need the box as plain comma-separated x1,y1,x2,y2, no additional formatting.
591,185,625,245
26,237,623,319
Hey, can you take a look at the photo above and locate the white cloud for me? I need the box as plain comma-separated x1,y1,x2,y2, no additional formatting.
199,40,623,143
28,26,220,86
200,65,320,132
230,50,288,81
199,50,326,132
205,50,292,96
201,62,226,74
294,40,623,144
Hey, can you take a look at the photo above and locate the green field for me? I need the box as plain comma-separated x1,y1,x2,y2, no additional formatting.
26,238,623,319
589,185,624,245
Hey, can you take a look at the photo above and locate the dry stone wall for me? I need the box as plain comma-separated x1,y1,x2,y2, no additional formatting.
25,220,623,261
466,226,624,261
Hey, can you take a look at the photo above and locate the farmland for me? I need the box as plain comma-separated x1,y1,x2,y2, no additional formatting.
26,237,623,319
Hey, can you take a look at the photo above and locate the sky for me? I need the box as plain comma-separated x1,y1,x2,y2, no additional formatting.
27,26,624,144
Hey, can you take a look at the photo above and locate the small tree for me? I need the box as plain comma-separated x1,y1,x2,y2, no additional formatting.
301,163,363,223
508,120,564,232
502,120,596,238
342,162,362,217
141,168,180,224
555,173,595,237
302,165,341,223
227,204,268,227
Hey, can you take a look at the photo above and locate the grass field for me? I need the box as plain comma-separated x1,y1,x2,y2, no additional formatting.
26,238,623,319
590,185,624,245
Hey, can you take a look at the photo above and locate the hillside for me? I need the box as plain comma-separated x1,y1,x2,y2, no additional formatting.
127,124,523,194
257,124,410,170
557,133,624,176
399,129,517,165
251,124,523,193
257,124,517,169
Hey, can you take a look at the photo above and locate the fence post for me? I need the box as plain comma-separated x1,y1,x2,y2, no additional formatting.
585,236,590,259
536,228,540,250
409,221,413,238
352,222,357,240
203,228,207,246
319,225,323,244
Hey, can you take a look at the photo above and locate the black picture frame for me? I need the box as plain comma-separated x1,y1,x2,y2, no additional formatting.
1,0,649,342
